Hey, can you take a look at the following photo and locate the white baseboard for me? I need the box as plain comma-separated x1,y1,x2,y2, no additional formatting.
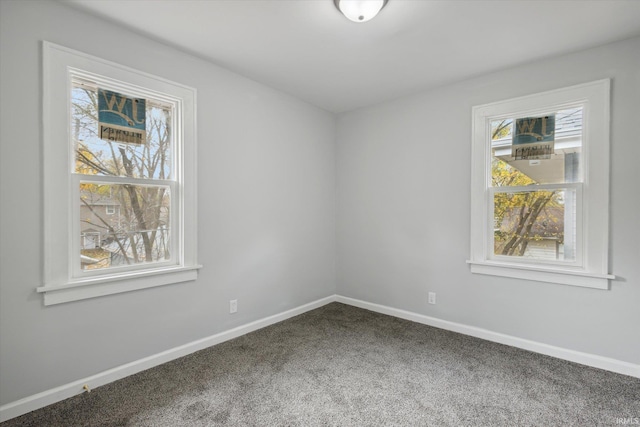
3,294,638,422
335,295,640,379
0,295,335,423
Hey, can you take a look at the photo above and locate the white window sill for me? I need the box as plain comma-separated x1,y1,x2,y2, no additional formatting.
37,265,202,305
466,260,614,290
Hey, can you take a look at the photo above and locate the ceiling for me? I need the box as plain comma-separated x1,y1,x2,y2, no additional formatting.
62,0,640,113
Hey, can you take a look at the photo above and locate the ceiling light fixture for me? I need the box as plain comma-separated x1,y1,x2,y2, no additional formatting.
334,0,388,23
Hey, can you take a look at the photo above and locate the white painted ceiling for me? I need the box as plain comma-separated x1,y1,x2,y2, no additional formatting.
62,0,640,113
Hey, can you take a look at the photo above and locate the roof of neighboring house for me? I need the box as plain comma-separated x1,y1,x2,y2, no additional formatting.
492,107,583,148
80,190,120,206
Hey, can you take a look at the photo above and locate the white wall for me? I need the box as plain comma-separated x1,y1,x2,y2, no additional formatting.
0,1,336,405
336,36,640,365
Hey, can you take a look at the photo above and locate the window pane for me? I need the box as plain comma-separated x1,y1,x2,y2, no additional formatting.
80,183,171,270
491,107,583,186
72,81,172,180
494,189,576,261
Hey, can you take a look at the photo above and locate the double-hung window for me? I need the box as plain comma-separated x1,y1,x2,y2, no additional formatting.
468,80,614,289
39,42,199,305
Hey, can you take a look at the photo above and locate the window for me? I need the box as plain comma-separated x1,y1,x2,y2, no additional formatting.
468,80,614,289
39,42,200,305
73,77,174,274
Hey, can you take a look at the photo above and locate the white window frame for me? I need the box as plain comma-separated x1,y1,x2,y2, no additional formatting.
39,42,200,305
468,80,614,289
105,205,116,215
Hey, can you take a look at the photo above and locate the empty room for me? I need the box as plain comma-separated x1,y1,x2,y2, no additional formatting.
1,0,639,425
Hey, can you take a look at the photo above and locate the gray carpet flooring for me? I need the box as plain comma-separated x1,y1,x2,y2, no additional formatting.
2,302,639,426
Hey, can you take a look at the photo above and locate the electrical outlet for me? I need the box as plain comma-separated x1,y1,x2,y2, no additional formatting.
230,299,238,314
428,292,436,305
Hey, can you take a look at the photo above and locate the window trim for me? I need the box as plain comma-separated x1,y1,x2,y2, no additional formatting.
39,42,200,305
468,80,614,289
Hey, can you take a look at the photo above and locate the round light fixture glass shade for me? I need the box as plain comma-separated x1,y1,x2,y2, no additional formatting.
334,0,388,23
